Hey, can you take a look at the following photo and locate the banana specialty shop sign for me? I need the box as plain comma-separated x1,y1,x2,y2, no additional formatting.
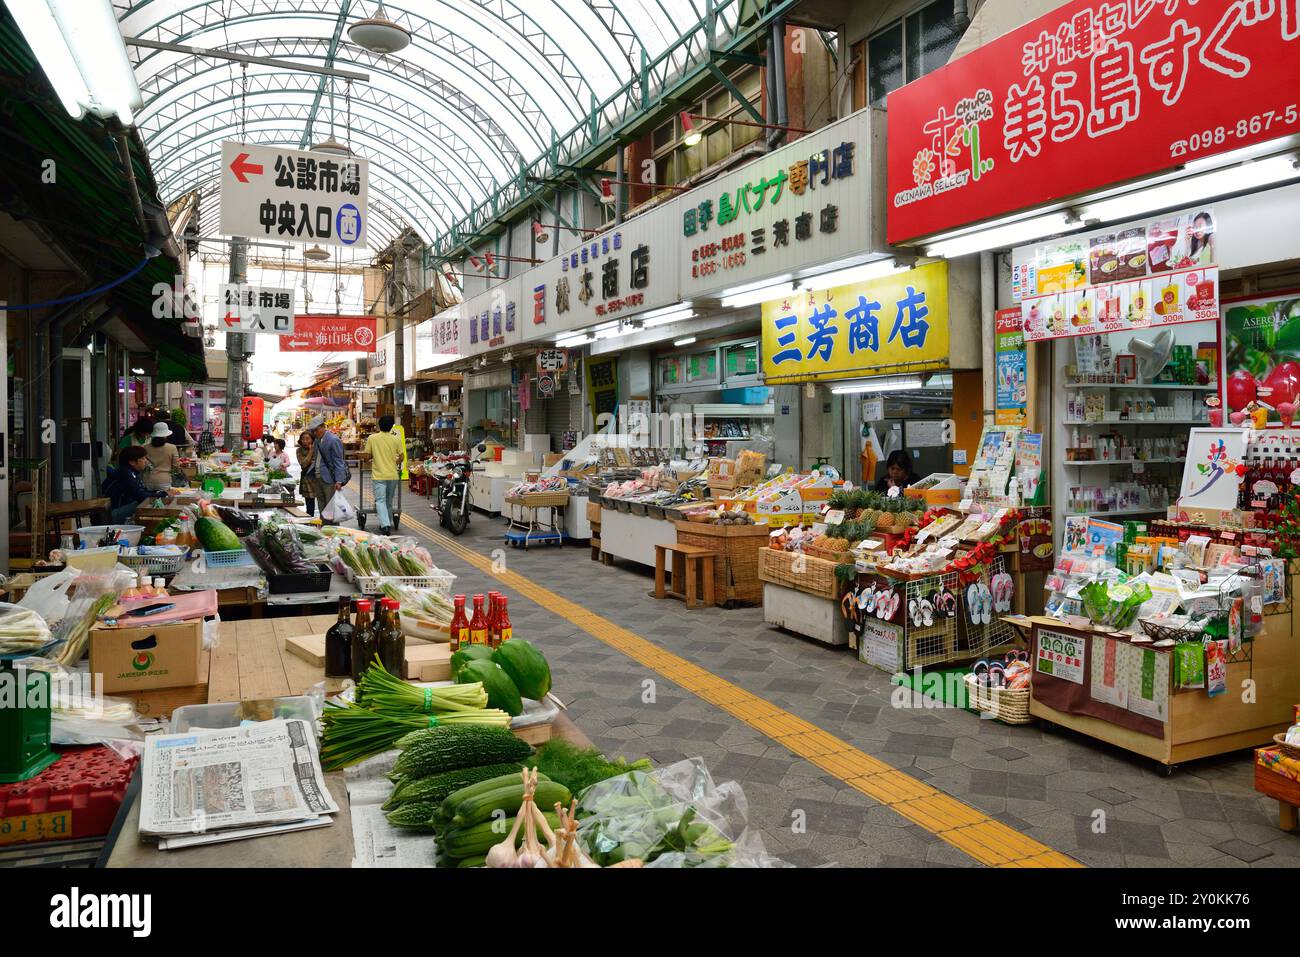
760,260,949,383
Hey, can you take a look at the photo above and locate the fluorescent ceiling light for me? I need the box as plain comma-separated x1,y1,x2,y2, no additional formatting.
673,336,697,347
830,375,925,395
800,259,908,292
1184,135,1298,173
131,367,145,375
643,310,696,329
923,212,1073,259
720,281,794,309
1078,154,1300,224
718,275,794,298
6,0,142,124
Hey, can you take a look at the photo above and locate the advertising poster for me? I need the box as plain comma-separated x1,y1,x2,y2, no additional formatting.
994,307,1028,426
1223,293,1300,423
1177,429,1246,511
1036,629,1085,685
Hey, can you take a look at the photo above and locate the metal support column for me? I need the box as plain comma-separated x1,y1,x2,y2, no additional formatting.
225,236,249,452
394,249,406,423
615,145,625,225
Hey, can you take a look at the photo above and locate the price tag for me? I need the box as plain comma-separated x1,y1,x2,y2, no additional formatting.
824,509,846,526
1132,461,1145,474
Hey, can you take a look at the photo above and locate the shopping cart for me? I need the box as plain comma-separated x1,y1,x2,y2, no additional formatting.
350,454,403,531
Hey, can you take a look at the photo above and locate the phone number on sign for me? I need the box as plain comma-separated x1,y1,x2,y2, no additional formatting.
1171,106,1299,159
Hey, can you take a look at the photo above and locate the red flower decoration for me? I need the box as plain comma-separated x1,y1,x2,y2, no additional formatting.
1235,464,1248,477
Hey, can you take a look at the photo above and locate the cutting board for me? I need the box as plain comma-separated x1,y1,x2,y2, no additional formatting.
285,633,451,682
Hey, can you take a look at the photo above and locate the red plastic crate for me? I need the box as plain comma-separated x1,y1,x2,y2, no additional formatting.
0,746,138,846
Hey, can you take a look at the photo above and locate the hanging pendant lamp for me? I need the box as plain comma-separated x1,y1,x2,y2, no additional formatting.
304,245,330,262
349,2,411,54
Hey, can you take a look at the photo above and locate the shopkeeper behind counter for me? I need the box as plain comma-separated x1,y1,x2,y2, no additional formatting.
873,449,919,495
104,446,151,522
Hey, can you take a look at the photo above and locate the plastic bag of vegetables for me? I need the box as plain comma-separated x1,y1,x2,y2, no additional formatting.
575,757,787,868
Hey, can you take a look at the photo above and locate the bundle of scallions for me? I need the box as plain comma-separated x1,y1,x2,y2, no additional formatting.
357,658,487,713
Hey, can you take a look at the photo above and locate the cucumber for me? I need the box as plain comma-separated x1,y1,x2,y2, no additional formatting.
440,811,562,859
450,780,571,829
384,762,528,811
436,770,550,820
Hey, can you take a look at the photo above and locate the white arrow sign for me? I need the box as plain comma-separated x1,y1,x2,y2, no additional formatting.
219,141,369,249
218,284,296,335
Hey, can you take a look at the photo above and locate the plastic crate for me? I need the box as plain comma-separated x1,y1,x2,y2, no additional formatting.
170,695,320,732
357,570,455,598
203,548,255,568
0,746,138,845
119,550,187,577
268,566,333,594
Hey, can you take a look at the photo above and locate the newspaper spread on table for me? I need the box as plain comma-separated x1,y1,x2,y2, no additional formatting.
140,718,338,841
345,750,436,868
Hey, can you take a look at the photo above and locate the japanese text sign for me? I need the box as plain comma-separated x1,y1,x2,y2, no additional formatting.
457,276,523,354
220,141,369,248
760,260,950,383
681,110,875,298
886,1,1300,244
218,284,295,334
278,315,377,352
536,348,569,373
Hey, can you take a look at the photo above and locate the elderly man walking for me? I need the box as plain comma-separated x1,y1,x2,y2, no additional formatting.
305,415,350,524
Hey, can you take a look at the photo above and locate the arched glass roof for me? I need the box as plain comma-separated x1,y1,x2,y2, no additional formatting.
115,0,742,251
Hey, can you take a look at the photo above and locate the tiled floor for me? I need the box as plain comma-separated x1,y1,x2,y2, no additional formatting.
394,494,1300,868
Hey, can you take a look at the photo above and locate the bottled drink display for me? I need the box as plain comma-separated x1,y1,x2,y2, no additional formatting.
449,595,469,651
325,595,354,677
350,599,377,682
469,594,488,645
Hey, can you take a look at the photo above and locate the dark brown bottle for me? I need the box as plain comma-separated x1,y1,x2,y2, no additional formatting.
378,598,406,675
325,595,354,677
349,599,377,682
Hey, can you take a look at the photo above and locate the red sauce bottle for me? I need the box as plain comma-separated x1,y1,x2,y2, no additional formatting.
449,595,469,651
469,594,488,646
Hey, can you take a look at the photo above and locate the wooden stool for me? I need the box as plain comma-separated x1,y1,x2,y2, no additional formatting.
1255,752,1300,832
653,543,716,609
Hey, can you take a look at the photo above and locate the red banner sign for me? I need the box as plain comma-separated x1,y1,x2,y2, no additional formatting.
886,0,1300,244
278,315,377,352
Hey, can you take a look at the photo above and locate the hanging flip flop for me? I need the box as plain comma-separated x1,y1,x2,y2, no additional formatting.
919,596,935,628
966,583,982,624
862,584,878,615
909,597,923,628
979,582,994,625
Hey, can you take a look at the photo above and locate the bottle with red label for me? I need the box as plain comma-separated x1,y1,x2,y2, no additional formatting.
487,592,501,647
449,595,469,651
496,596,512,647
469,594,488,645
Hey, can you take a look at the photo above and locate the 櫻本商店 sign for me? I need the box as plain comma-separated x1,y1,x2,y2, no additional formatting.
885,0,1300,244
760,260,950,383
220,141,369,248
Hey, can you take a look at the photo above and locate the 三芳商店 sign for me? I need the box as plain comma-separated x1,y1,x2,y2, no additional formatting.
680,110,874,298
220,141,369,248
760,260,949,383
885,0,1300,244
218,283,295,334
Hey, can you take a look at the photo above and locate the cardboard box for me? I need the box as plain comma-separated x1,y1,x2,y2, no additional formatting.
90,619,204,694
543,453,566,468
905,473,966,505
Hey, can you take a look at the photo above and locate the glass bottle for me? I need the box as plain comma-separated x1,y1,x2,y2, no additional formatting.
349,599,377,682
325,595,354,678
487,592,501,647
495,596,512,648
449,595,469,651
379,598,406,675
469,594,488,646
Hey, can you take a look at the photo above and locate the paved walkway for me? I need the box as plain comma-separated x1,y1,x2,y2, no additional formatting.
393,492,1298,868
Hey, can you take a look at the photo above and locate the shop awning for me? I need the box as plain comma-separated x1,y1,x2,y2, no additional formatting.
0,8,206,383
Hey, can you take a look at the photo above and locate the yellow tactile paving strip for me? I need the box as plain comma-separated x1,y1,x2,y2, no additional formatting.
404,515,1081,868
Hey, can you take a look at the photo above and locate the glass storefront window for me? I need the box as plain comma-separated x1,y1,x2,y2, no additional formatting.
685,350,717,383
724,342,759,379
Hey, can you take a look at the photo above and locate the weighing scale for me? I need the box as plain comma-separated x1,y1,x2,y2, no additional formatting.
0,645,60,783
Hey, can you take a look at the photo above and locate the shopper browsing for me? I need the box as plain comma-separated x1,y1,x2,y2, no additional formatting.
364,414,403,535
116,418,152,451
104,446,152,523
296,431,317,517
143,421,181,492
306,415,350,523
268,438,292,471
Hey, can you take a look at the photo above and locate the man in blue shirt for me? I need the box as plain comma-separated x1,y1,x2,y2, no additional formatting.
104,446,152,523
306,415,350,524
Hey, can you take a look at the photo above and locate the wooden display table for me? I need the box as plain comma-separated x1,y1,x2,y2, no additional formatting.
1026,613,1299,767
1254,748,1300,832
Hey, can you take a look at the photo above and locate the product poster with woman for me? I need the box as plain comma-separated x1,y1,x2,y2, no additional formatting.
1146,210,1216,273
1224,293,1300,426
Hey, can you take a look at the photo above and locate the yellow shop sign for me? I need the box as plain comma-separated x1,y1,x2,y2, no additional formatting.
760,260,949,383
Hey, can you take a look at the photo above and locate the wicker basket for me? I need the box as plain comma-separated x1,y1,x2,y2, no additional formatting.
963,674,1032,724
505,491,569,508
673,520,770,605
1139,619,1205,643
757,548,844,600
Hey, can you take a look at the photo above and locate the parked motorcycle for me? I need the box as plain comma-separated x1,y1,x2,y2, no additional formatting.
435,443,487,535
